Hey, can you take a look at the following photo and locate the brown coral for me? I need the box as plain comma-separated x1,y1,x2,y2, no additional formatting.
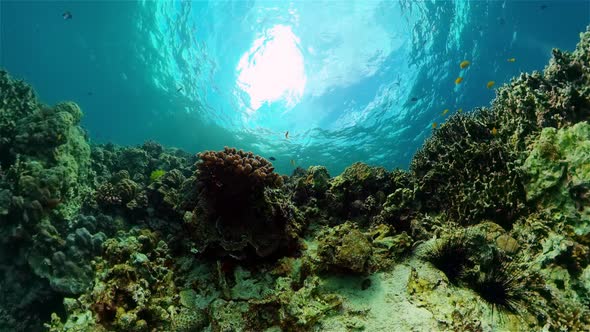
187,147,300,259
197,147,282,191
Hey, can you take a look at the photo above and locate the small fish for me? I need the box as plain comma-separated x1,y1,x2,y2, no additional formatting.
176,86,183,92
269,156,276,161
290,159,296,167
459,60,470,69
410,97,418,102
486,81,495,89
540,4,547,10
507,58,516,62
87,91,93,96
62,11,72,20
432,122,437,129
442,109,449,116
455,77,463,84
457,108,463,113
491,127,498,135
285,131,289,139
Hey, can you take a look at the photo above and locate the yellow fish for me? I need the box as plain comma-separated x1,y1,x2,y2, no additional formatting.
457,108,463,113
486,81,495,89
455,77,463,84
290,159,296,167
460,60,470,69
507,58,516,62
491,127,498,135
432,122,438,129
442,109,449,116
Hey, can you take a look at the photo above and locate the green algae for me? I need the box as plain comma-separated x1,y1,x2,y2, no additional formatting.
523,122,590,234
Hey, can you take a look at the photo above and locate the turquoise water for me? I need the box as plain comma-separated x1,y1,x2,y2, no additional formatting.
1,0,589,175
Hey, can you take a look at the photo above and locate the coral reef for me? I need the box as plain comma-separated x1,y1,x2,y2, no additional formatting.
3,25,590,332
0,70,95,331
46,228,192,332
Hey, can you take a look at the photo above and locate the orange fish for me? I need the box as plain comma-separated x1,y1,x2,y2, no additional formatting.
486,81,495,89
491,127,498,135
432,122,438,129
442,109,449,116
455,77,463,84
460,60,470,69
457,108,463,113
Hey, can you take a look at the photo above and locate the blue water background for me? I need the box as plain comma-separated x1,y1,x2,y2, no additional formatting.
1,0,589,175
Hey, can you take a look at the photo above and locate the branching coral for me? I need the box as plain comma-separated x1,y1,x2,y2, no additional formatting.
411,108,527,227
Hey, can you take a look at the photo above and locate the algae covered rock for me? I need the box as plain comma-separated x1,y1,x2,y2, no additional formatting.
318,224,372,273
316,222,412,273
523,122,590,234
291,165,331,204
50,229,183,332
326,162,392,224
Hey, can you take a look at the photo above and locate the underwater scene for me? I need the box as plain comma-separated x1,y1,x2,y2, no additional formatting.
1,0,590,331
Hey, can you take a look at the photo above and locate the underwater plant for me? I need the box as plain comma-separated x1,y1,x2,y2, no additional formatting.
149,169,166,182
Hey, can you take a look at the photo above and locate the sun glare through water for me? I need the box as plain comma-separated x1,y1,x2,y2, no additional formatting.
236,25,306,114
